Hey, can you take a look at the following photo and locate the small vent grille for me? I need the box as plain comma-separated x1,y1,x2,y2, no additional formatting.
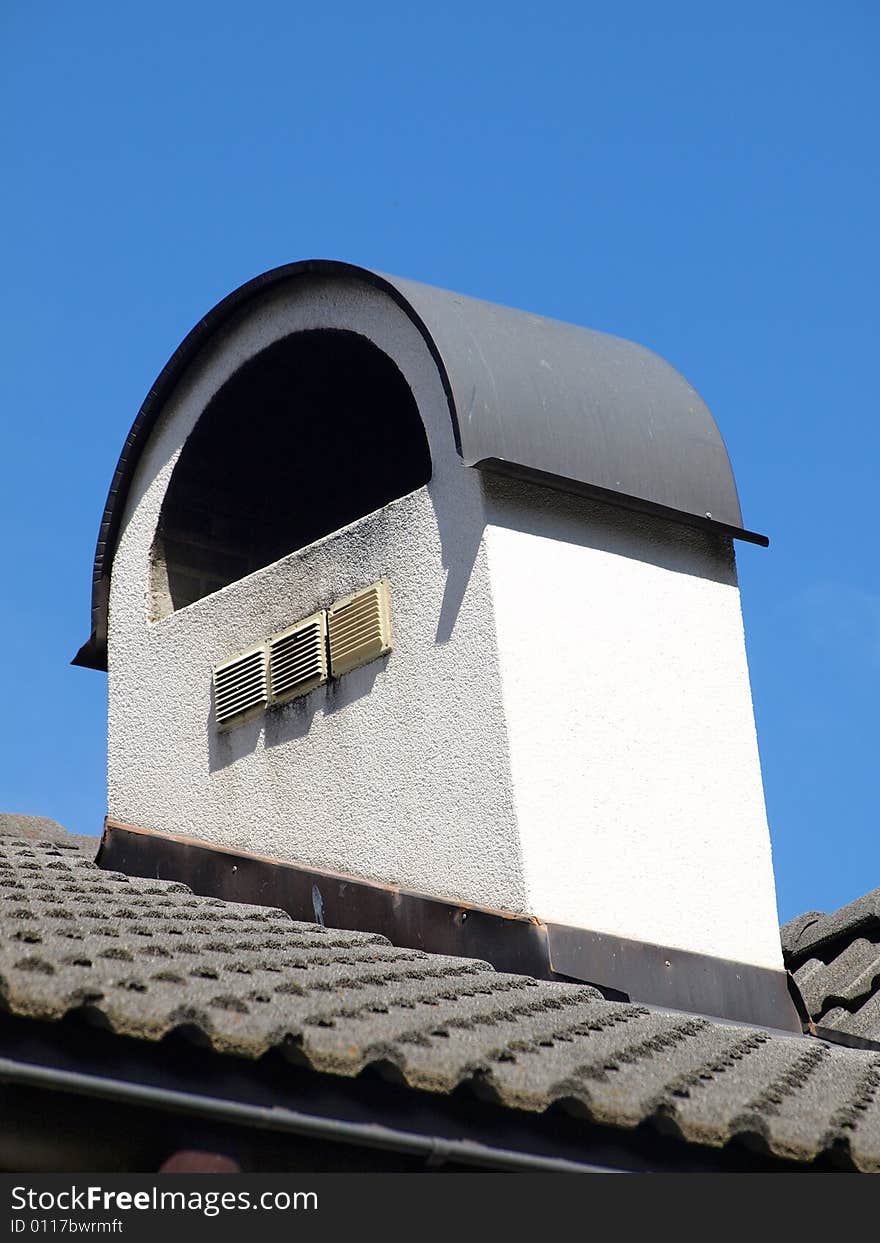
212,645,268,729
268,612,328,705
211,582,392,729
328,579,392,678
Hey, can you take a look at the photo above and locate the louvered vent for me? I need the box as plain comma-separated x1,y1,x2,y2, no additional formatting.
212,645,268,729
328,579,392,677
268,611,328,705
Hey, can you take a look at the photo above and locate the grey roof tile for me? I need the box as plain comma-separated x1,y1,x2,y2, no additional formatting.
746,1043,874,1166
821,996,880,1042
484,1013,748,1126
0,815,98,857
665,1030,819,1153
782,891,880,960
780,911,825,956
783,891,880,1043
794,940,880,1014
843,1063,880,1171
4,834,880,1169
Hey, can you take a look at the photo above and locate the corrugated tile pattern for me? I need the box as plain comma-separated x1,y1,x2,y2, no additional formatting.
783,892,880,959
783,893,880,1043
0,815,97,856
4,834,880,1170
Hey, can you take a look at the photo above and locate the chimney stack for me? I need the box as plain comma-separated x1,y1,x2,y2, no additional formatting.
79,262,794,1029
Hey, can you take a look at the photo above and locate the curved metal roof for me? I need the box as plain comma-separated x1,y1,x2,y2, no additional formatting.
73,260,765,670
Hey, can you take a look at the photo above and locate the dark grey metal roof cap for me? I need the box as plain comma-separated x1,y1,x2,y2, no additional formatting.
73,260,766,670
390,272,760,539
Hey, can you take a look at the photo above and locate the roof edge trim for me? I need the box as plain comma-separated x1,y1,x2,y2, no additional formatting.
478,458,769,548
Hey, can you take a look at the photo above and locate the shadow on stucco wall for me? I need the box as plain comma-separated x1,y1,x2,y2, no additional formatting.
207,658,386,773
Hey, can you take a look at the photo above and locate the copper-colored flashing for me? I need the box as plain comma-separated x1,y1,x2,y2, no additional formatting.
99,819,802,1033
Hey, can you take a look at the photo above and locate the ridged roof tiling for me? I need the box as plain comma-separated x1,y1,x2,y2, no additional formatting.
783,891,880,1044
3,830,880,1171
0,813,98,855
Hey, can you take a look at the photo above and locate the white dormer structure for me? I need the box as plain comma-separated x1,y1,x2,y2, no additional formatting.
76,262,793,1027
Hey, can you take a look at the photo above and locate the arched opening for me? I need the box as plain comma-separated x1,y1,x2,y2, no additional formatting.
151,330,432,614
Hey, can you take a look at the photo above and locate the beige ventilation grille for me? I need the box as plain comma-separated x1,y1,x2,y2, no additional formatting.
268,611,328,705
212,582,392,729
212,644,268,729
328,579,392,678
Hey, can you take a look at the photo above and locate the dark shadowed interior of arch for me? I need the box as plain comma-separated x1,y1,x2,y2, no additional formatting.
153,329,432,612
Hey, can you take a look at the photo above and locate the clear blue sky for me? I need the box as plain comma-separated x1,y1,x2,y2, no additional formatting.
2,3,877,924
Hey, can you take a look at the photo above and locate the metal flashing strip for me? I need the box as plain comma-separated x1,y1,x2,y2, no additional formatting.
808,1024,880,1054
479,458,769,547
98,820,802,1033
545,925,803,1035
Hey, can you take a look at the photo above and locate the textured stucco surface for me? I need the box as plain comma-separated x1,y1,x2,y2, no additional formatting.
108,271,781,968
109,277,528,911
482,478,782,968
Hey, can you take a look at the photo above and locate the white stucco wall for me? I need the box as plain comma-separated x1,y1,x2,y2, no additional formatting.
108,273,783,970
482,479,783,968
